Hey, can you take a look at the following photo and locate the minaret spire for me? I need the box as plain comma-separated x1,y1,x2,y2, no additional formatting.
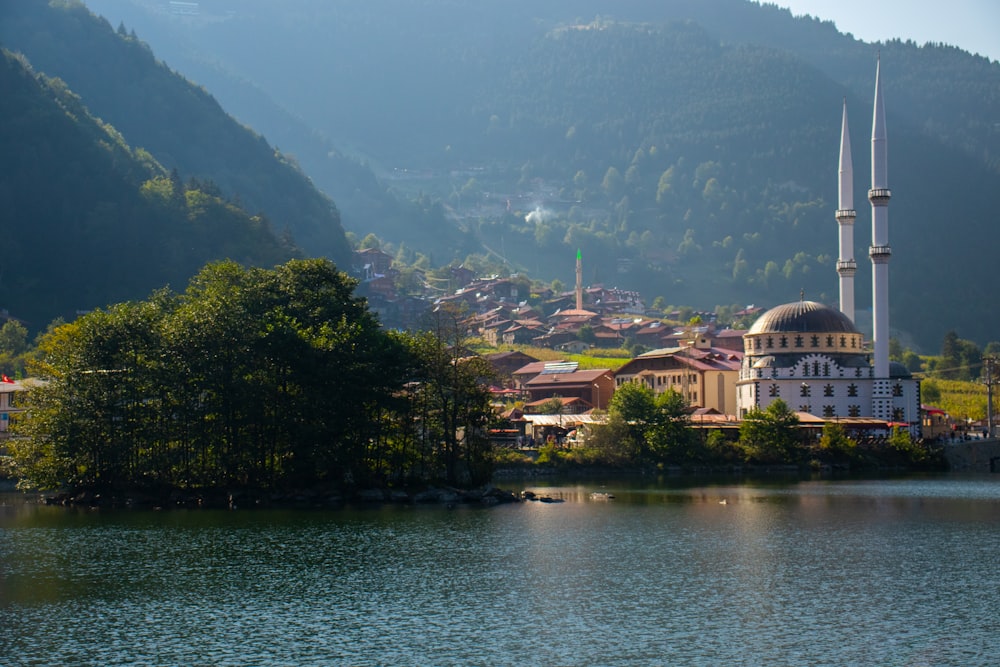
575,248,583,311
836,97,857,323
869,54,893,416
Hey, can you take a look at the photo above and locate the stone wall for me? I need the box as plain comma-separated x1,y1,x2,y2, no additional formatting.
943,439,1000,472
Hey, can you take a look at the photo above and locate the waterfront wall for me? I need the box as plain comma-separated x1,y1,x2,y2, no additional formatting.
943,438,1000,472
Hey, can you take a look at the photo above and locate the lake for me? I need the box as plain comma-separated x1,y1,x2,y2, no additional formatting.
2,474,999,666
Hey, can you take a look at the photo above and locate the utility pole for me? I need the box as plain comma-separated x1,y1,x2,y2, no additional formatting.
984,356,998,439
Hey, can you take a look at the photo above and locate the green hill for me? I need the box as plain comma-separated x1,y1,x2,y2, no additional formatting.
0,0,351,266
0,48,295,328
15,0,1000,350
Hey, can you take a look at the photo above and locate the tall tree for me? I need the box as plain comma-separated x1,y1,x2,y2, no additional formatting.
738,399,800,463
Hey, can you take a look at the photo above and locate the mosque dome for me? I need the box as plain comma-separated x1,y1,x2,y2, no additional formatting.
747,301,860,336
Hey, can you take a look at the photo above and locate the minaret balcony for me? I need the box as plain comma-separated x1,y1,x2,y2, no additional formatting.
869,245,892,262
836,259,857,274
835,209,856,221
868,188,891,204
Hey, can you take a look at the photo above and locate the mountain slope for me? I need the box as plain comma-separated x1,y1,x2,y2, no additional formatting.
67,0,1000,349
0,48,295,328
0,0,351,266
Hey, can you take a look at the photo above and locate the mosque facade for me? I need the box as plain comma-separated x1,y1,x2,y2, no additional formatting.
736,59,921,433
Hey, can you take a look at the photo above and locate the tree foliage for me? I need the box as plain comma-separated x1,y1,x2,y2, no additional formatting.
738,399,800,464
10,260,494,492
607,383,695,463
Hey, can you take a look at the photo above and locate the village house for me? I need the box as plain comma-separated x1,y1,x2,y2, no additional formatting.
0,378,31,438
614,340,744,415
522,361,615,410
485,351,539,388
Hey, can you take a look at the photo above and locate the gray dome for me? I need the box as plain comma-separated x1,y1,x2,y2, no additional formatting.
889,361,912,379
748,301,860,335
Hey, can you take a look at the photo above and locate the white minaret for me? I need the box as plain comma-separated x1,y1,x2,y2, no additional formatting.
836,98,857,323
575,248,583,311
869,56,893,417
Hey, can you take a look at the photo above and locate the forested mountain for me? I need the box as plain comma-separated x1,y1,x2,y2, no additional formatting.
0,48,295,329
0,0,351,266
12,0,1000,350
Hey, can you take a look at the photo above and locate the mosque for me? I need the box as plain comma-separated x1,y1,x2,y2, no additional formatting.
736,59,921,433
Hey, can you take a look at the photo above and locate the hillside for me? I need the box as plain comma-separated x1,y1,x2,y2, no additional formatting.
0,48,295,329
42,0,1000,349
0,0,352,266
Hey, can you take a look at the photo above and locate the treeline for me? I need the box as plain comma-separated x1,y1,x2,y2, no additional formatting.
545,384,940,471
9,259,498,493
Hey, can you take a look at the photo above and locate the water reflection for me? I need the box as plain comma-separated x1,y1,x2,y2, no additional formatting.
1,475,998,665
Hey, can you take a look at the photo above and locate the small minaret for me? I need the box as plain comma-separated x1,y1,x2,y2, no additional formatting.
836,98,857,323
869,56,892,402
575,248,583,310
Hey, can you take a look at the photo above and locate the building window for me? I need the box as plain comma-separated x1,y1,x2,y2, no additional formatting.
794,335,803,348
813,361,821,376
769,384,780,397
893,383,904,397
766,336,774,349
840,335,847,348
826,335,834,347
851,337,857,348
800,384,811,397
823,405,835,418
849,405,861,417
893,408,905,421
855,368,863,378
811,335,820,347
823,384,834,397
823,363,830,377
799,404,810,412
847,383,858,397
779,336,788,348
754,338,761,350
802,364,810,377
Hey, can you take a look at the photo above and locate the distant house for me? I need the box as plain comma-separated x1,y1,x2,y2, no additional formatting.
502,320,547,347
354,247,394,278
449,266,475,290
614,341,743,415
921,405,952,440
0,378,33,438
523,396,593,415
662,324,747,353
512,360,561,391
486,351,539,387
524,362,615,410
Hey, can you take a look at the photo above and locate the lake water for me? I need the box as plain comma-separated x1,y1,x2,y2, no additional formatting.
2,475,999,666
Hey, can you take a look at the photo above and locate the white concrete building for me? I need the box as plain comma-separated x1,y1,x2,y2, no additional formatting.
737,59,920,433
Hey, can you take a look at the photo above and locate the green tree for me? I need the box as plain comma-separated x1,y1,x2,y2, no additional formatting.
608,381,656,455
12,259,407,492
816,421,855,464
0,321,29,357
738,399,800,463
601,166,623,199
646,389,695,462
405,306,497,486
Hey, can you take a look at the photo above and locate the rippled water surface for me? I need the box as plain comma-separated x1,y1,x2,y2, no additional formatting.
2,475,999,666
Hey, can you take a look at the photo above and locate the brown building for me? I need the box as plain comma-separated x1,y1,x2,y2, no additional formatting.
523,362,615,410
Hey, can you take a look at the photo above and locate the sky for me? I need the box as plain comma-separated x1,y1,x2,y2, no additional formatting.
774,0,1000,62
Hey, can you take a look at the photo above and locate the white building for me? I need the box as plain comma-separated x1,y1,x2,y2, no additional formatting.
737,59,920,433
736,301,918,428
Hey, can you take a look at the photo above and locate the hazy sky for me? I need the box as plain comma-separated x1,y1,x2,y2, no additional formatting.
774,0,999,62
